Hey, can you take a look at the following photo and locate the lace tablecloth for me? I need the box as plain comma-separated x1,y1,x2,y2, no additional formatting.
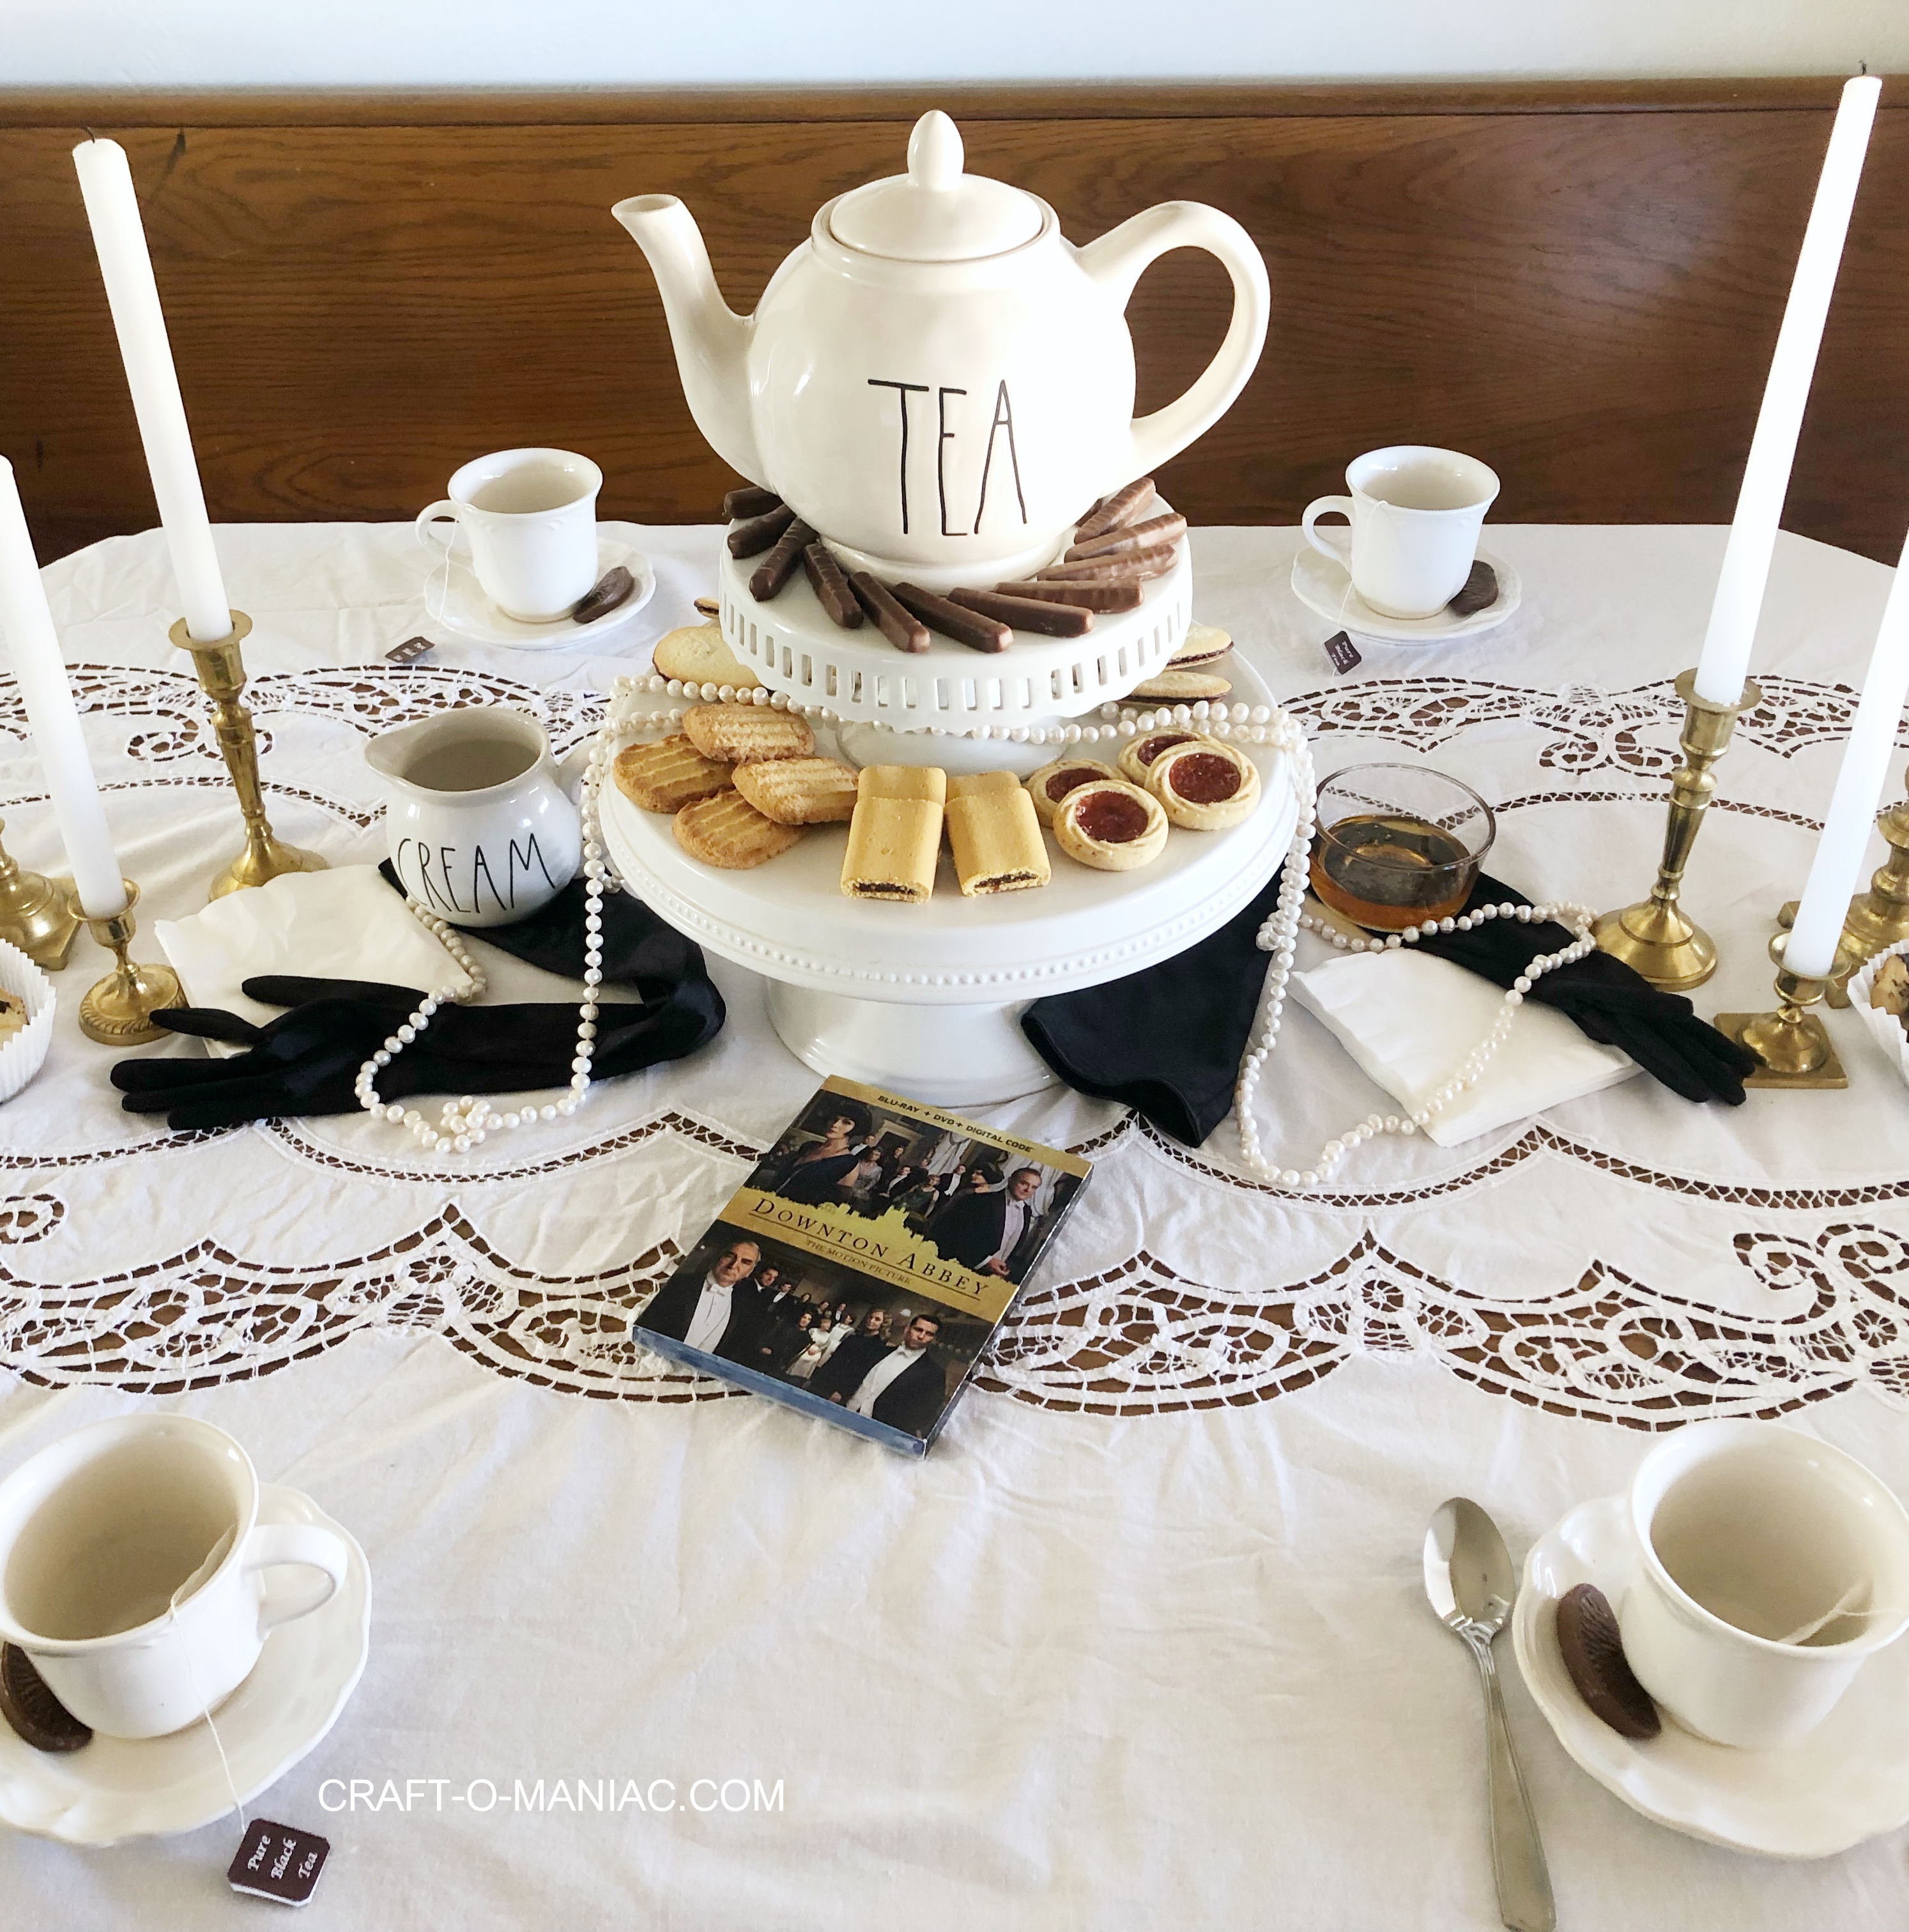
5,521,1908,1930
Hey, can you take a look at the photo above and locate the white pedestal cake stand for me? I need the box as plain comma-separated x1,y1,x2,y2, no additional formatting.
601,657,1298,1107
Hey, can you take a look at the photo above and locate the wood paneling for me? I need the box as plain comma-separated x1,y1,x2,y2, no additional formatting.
3,81,1906,564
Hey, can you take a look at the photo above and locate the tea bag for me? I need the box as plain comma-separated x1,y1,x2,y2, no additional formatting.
171,1525,235,1613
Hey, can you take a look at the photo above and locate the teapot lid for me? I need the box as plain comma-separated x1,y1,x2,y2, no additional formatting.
828,111,1043,262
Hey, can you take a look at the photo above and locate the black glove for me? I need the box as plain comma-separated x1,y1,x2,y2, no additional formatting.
111,876,723,1130
1020,861,1286,1146
1414,873,1758,1105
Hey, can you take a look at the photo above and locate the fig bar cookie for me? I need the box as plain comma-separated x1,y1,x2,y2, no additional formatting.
1555,1583,1659,1740
1054,780,1169,873
733,756,859,825
1023,756,1121,826
683,703,815,765
1117,728,1208,787
946,778,1051,897
673,791,803,870
841,766,946,903
651,622,762,691
1169,622,1233,669
1146,740,1261,831
1124,670,1232,703
614,736,733,814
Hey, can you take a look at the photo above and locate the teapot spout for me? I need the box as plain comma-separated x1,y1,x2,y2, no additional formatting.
613,193,763,484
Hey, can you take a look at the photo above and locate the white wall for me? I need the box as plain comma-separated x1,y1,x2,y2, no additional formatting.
3,0,1904,87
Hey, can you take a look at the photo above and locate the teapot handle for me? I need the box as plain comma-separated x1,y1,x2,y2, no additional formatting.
1075,202,1270,485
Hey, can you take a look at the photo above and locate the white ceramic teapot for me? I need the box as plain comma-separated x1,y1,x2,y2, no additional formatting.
615,111,1269,590
366,708,581,928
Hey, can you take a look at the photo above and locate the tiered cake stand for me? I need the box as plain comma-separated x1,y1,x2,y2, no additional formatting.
604,544,1296,1102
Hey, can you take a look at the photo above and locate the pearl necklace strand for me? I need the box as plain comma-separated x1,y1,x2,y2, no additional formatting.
356,671,1591,1176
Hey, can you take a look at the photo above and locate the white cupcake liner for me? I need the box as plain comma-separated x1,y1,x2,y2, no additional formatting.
1848,936,1909,1092
0,937,56,1105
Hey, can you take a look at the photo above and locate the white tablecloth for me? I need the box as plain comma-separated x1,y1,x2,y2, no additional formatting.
4,521,1908,1930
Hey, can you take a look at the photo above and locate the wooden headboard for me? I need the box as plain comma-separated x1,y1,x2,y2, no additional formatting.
3,81,1906,564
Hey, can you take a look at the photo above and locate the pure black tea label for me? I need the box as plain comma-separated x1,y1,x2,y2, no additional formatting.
1322,631,1361,675
227,1820,330,1906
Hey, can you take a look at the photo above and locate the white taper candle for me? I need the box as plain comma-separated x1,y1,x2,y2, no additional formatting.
1692,75,1880,706
72,136,233,645
1786,529,1909,979
0,459,128,919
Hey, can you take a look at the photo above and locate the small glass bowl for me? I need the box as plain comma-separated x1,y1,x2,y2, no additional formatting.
1308,764,1496,933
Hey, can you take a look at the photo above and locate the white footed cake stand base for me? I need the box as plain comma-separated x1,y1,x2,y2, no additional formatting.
601,659,1297,1105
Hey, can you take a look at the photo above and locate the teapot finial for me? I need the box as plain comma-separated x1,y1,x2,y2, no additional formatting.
907,111,963,193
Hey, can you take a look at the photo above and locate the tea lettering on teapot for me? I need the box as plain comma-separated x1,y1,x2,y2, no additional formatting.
868,377,1027,540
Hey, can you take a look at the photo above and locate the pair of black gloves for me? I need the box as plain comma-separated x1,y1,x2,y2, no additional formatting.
111,869,724,1131
1021,866,1758,1146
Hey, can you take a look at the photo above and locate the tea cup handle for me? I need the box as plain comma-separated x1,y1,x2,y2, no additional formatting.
243,1522,350,1635
415,500,466,556
1301,496,1356,572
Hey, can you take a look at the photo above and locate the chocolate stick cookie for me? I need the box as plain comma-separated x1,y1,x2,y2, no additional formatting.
802,542,864,628
994,579,1144,613
1066,511,1186,562
890,581,1012,653
1036,543,1176,584
1075,477,1155,542
848,571,931,653
723,484,783,521
749,518,818,600
948,586,1092,636
728,503,796,558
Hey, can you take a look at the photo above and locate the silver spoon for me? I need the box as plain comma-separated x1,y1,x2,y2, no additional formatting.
1425,1498,1556,1932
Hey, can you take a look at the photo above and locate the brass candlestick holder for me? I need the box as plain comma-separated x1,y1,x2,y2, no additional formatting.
1715,934,1848,1090
1592,669,1761,992
77,880,181,1046
171,609,327,901
1775,764,1909,1007
0,818,81,970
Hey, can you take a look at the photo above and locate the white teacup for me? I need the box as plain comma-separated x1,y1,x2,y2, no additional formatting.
1618,1419,1909,1750
416,448,602,622
1301,446,1499,620
0,1416,349,1740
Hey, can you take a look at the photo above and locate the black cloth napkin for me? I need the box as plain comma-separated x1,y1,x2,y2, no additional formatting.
111,869,723,1130
1021,862,1757,1147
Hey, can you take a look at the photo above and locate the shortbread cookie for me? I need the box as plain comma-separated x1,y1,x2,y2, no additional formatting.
1116,728,1209,787
652,622,762,691
1054,780,1169,872
733,756,860,825
683,703,815,765
842,790,942,903
1023,757,1121,826
1169,622,1233,668
1124,670,1232,703
857,764,947,806
946,769,1023,802
1869,953,1908,1020
946,785,1050,897
1146,740,1261,831
614,736,733,814
673,791,803,869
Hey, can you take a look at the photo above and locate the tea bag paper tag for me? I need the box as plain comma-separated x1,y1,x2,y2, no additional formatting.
385,634,436,664
1322,630,1361,675
227,1820,330,1906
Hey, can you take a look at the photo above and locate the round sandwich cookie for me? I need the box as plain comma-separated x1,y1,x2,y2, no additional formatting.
1169,622,1234,668
1146,739,1261,831
1116,728,1211,788
0,1643,91,1753
1053,779,1170,873
1555,1583,1660,1741
1123,670,1232,704
1023,756,1122,827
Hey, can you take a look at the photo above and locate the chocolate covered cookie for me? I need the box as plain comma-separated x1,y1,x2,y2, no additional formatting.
0,1644,90,1752
1556,1583,1659,1740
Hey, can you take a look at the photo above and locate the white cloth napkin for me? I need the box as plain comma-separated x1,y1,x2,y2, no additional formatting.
1291,947,1638,1146
154,865,473,1049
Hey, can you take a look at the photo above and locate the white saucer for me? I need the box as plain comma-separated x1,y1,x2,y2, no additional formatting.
0,1483,371,1846
424,526,656,649
1290,543,1521,643
1513,1494,1909,1859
